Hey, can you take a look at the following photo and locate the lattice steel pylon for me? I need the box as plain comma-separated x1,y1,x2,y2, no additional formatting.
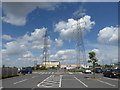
75,17,87,68
42,29,49,67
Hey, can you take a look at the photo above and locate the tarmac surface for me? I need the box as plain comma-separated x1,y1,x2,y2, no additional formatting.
2,70,119,89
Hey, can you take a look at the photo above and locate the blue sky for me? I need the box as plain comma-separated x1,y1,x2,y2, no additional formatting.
2,2,118,67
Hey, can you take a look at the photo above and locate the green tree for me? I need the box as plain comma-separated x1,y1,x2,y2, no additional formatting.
88,52,98,79
2,65,5,68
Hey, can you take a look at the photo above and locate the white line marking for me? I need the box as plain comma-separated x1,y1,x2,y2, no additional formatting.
32,76,37,78
63,79,76,80
59,75,62,87
41,72,44,74
103,77,118,81
13,79,27,84
74,76,88,87
44,72,47,74
69,72,73,74
48,72,51,74
79,72,83,74
0,87,3,89
97,80,116,87
39,72,42,74
37,75,53,87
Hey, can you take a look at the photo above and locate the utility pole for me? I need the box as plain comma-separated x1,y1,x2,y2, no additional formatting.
34,60,37,70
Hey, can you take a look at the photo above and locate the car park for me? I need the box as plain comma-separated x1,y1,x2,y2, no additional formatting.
103,69,120,78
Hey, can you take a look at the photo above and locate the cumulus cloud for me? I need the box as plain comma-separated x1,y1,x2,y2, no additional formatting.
90,44,118,65
2,2,59,26
91,49,100,55
2,34,13,40
98,26,118,44
4,41,27,56
22,28,51,50
2,28,53,67
49,49,77,64
23,51,33,58
55,38,63,48
55,15,95,40
3,27,51,57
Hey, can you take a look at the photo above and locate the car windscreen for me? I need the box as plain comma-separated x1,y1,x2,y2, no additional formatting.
85,68,90,70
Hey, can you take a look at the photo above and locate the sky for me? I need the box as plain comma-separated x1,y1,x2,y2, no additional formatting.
1,2,118,67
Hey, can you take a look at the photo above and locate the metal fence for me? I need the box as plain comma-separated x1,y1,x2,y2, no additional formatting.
2,68,18,77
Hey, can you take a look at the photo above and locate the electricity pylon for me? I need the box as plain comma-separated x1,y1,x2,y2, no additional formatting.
75,16,87,68
42,29,49,67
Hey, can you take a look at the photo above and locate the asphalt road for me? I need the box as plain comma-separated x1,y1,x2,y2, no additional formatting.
2,70,119,89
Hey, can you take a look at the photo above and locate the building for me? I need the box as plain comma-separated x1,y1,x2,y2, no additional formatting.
42,61,60,68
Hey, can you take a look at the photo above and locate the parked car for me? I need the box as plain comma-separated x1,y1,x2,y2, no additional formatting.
66,67,76,70
94,67,103,73
82,68,92,74
103,69,120,78
18,68,32,75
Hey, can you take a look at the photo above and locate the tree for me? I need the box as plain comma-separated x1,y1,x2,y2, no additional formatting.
88,52,98,79
2,65,5,68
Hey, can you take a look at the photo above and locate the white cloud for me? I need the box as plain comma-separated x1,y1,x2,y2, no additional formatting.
89,44,118,65
4,41,27,56
2,2,59,26
2,27,52,63
49,49,77,64
32,45,43,50
23,51,33,58
21,28,51,50
55,15,95,40
98,26,118,44
2,34,13,40
91,49,100,54
55,38,63,48
23,28,46,41
2,28,50,67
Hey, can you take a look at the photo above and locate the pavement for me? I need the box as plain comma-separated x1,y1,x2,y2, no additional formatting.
1,70,119,89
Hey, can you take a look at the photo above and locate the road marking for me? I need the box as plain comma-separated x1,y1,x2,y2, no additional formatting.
39,72,54,74
0,87,3,89
62,79,76,80
97,80,116,87
59,75,62,87
32,76,38,78
74,77,88,87
13,79,27,84
37,75,53,87
78,72,83,74
69,72,73,74
39,72,42,74
103,77,118,81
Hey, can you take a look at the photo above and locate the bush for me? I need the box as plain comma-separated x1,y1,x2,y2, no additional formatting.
38,66,48,70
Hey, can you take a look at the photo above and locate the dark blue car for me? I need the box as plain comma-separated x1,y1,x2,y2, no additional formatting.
19,68,32,75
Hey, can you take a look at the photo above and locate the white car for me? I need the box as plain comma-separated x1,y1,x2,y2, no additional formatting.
83,68,92,74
